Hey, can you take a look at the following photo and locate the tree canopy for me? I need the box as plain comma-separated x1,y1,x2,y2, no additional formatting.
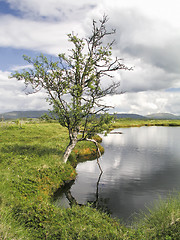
12,15,132,164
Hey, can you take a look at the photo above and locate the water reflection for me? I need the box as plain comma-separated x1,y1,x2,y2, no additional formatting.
53,172,111,214
54,127,180,222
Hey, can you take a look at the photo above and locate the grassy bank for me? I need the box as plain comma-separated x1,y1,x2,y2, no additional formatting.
0,122,122,239
112,118,180,128
0,121,180,239
135,192,180,239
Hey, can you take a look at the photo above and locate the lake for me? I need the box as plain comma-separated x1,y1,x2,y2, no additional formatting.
54,126,180,222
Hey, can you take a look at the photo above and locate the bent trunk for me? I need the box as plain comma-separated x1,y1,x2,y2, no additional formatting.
63,138,77,163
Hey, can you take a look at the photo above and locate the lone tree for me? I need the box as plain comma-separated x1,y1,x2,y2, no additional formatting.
12,15,132,164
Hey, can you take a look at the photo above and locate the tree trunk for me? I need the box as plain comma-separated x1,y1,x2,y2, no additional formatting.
63,138,77,163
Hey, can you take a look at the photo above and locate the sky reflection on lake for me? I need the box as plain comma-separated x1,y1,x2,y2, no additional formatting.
55,126,180,222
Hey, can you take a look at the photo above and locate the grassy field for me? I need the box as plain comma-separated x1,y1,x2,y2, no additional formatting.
0,120,180,239
112,118,180,128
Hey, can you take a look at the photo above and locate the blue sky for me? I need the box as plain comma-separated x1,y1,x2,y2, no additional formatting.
0,0,180,115
0,0,19,16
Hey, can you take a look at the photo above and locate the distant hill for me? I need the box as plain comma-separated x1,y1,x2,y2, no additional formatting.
1,111,146,120
146,113,180,120
0,111,49,120
1,111,180,120
114,113,147,119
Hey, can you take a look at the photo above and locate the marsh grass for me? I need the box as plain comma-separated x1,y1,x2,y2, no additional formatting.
112,119,180,128
0,206,31,240
0,123,73,239
0,121,180,239
0,122,123,239
132,192,180,239
74,139,104,161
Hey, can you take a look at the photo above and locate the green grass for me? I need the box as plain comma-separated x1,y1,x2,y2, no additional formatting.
112,119,180,128
0,122,121,239
74,137,104,161
0,123,77,239
0,121,180,239
133,192,180,239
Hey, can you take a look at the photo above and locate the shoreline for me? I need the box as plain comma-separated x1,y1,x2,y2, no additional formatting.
1,121,180,239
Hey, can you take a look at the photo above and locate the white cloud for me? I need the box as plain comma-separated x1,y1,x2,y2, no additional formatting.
0,69,179,115
6,0,98,20
119,59,180,92
100,0,180,28
0,15,86,55
0,0,180,114
103,91,180,115
0,70,49,113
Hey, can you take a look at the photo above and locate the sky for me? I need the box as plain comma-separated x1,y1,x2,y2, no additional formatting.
0,0,180,115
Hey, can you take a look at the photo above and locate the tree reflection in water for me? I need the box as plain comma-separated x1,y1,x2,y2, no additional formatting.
53,172,111,215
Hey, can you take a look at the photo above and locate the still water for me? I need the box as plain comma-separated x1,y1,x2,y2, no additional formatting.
54,126,180,222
